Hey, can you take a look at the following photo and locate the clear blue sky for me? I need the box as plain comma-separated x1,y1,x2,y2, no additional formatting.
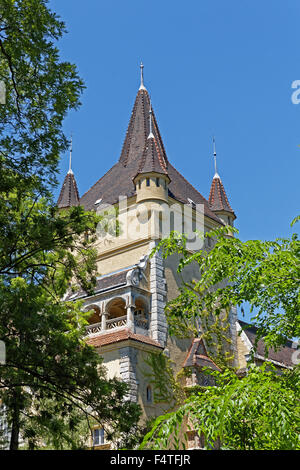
49,0,299,323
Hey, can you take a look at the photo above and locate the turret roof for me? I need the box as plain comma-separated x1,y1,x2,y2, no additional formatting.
79,72,225,224
208,173,235,215
57,170,80,209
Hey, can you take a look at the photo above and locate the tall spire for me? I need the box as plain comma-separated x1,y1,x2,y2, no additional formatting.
139,61,146,91
213,136,219,179
68,134,73,174
119,70,168,167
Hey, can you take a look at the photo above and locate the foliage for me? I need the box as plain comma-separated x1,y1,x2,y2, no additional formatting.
152,224,300,351
143,222,300,450
0,0,141,449
0,0,84,191
142,352,182,408
0,258,141,449
140,364,300,450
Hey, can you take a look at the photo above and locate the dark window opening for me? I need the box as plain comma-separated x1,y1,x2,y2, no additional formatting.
146,385,152,403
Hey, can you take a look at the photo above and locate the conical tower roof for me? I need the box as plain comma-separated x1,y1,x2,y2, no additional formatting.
119,87,168,169
208,173,235,215
136,136,168,177
57,170,80,209
79,66,223,224
134,103,169,179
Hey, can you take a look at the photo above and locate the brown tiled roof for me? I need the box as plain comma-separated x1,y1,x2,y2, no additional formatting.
119,89,168,168
80,87,222,224
86,328,162,349
183,338,221,371
239,320,296,368
57,171,80,208
208,174,235,214
66,269,130,301
135,135,168,178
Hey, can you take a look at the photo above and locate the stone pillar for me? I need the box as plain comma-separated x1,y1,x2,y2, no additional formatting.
149,242,168,347
126,295,135,333
119,347,138,402
101,302,108,331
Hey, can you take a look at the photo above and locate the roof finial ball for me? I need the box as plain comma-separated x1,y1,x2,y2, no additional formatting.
139,61,146,91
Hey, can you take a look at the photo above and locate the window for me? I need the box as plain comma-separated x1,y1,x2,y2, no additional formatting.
139,180,141,189
92,428,104,446
146,178,150,187
146,385,153,403
156,177,160,187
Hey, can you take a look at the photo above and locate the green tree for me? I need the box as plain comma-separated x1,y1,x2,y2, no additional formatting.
141,222,300,449
0,0,140,449
0,0,84,191
153,222,299,351
141,364,300,450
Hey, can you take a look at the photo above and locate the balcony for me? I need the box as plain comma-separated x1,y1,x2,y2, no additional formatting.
85,298,150,337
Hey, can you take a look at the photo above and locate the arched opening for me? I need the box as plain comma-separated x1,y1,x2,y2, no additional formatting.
134,297,149,330
107,298,126,319
84,305,101,325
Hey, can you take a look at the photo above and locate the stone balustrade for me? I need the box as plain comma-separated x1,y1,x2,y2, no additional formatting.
85,313,149,337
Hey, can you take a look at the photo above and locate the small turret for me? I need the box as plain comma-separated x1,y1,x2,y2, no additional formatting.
57,136,80,209
208,138,236,226
133,100,170,204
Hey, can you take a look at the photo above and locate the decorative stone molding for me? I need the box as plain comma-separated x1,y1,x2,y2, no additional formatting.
126,255,149,287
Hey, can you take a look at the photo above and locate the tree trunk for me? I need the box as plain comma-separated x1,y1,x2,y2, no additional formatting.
9,390,21,450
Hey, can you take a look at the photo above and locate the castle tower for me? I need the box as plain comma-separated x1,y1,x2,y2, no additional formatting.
59,66,239,448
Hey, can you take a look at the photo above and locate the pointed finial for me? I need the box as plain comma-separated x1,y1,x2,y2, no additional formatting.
139,61,146,90
212,136,220,179
148,99,154,139
68,134,73,174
